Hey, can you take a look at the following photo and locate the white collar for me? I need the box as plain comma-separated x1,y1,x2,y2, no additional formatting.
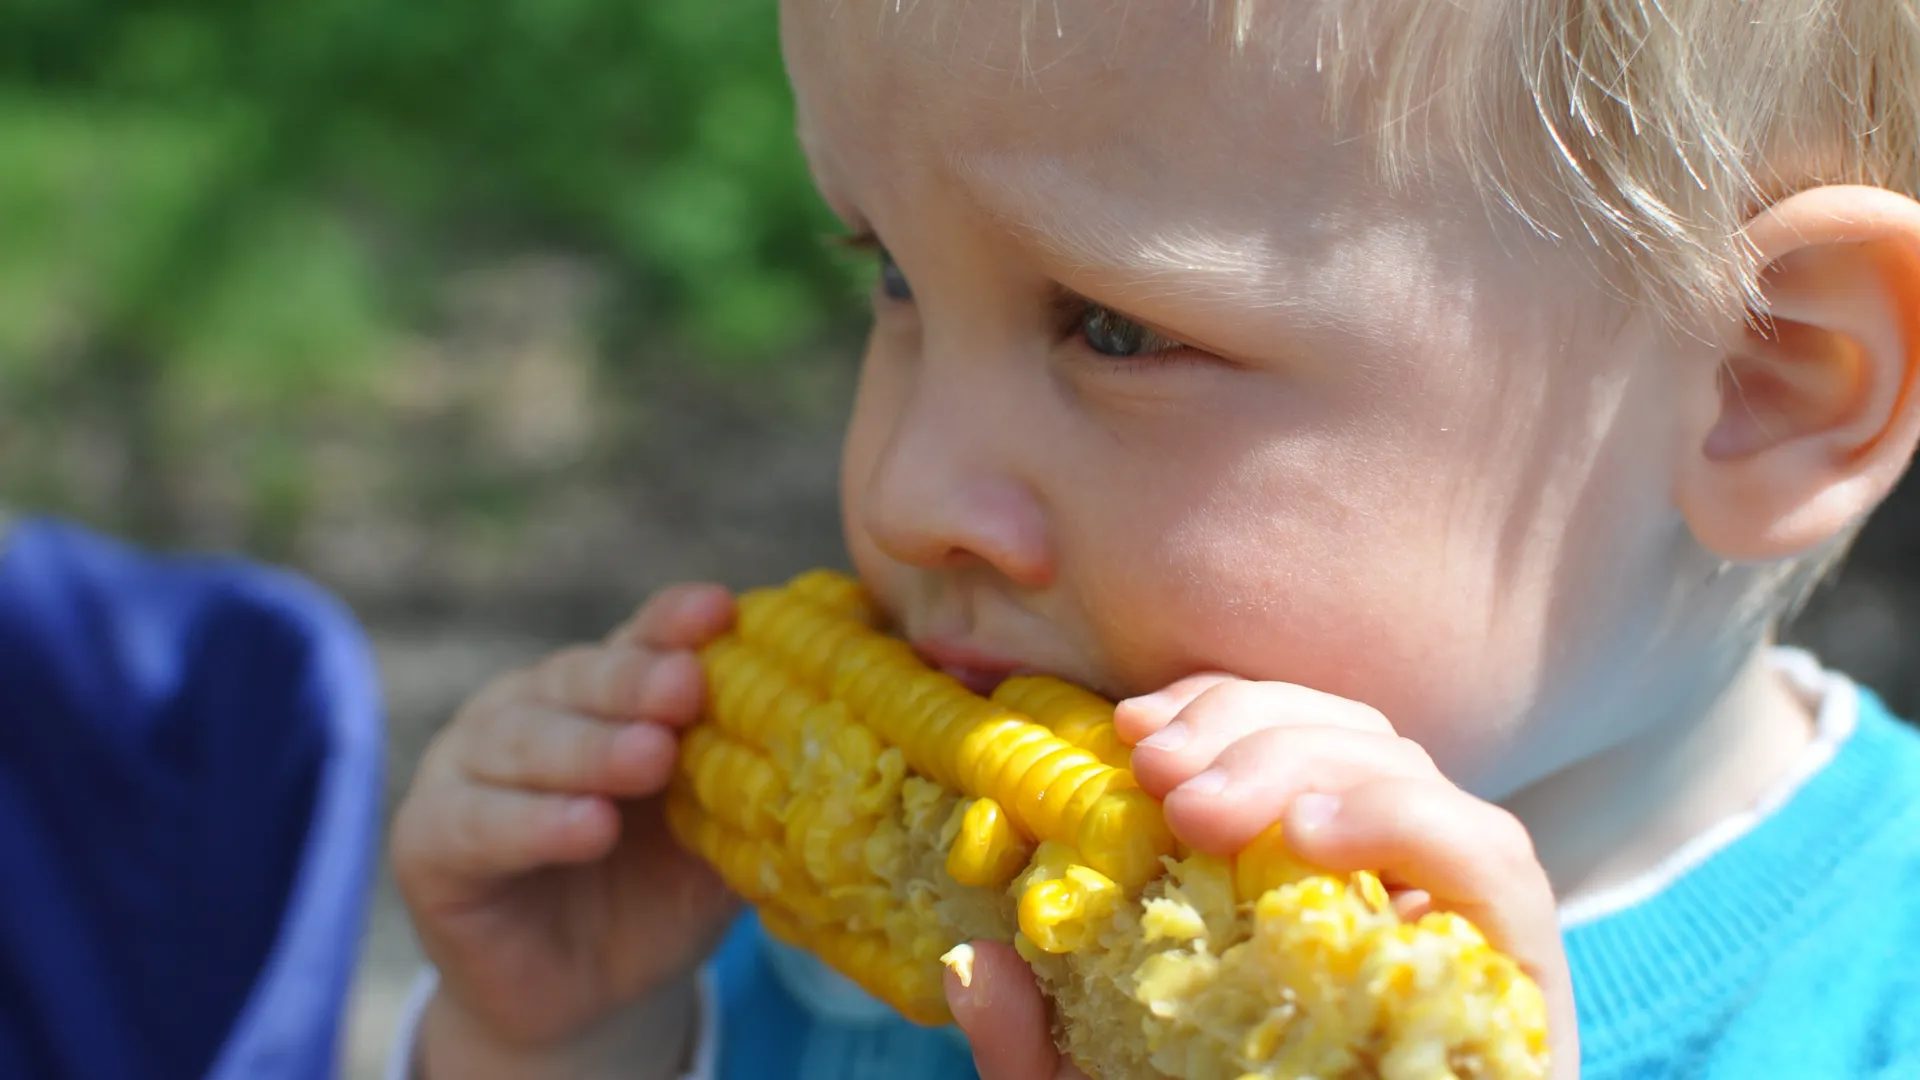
1556,646,1858,928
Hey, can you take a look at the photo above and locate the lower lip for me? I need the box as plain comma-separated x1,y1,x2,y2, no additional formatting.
938,664,1016,696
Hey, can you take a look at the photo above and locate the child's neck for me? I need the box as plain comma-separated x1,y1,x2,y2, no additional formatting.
1503,640,1819,910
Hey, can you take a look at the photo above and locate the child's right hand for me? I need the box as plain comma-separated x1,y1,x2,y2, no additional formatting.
390,583,739,1079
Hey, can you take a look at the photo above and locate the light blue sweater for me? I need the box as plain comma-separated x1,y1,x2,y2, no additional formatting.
1565,676,1920,1078
698,661,1920,1079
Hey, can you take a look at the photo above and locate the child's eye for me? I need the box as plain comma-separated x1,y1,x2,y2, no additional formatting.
827,229,914,303
877,248,914,302
1076,303,1184,359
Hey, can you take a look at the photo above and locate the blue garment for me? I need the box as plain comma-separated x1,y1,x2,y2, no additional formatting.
707,675,1920,1080
0,518,384,1080
1568,683,1920,1078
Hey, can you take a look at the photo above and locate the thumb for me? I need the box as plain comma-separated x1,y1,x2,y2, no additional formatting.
943,941,1090,1080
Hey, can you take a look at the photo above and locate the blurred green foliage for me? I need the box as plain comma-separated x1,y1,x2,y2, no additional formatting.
0,0,866,545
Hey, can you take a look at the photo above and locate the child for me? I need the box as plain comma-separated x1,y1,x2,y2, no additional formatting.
385,3,1920,1078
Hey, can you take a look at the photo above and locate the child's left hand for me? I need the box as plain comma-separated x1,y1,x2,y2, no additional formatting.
941,673,1579,1080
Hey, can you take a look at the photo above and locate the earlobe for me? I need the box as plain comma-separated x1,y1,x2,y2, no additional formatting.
1676,185,1920,563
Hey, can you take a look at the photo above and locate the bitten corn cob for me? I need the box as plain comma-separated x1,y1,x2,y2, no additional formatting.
668,569,1549,1080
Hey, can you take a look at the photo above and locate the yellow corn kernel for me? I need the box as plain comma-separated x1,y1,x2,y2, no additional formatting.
1018,864,1122,954
1234,819,1322,901
674,569,1551,1080
681,726,787,838
946,797,1036,888
993,675,1133,769
1074,786,1178,892
665,791,807,907
1016,838,1084,890
1140,896,1208,944
736,586,870,691
1241,1008,1292,1063
783,792,874,888
787,566,880,621
701,637,815,764
1355,870,1393,915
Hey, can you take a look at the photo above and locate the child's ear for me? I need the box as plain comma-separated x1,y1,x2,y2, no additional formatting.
1675,185,1920,562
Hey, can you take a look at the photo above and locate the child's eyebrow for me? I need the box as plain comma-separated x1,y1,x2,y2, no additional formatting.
825,229,882,252
950,152,1287,302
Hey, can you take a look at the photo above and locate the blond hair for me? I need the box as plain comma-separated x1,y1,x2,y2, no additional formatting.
1215,2,1908,619
1234,1,1920,332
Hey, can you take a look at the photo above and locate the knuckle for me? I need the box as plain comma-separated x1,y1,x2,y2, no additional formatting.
577,650,615,710
450,791,494,860
500,713,554,781
1391,735,1438,774
1482,804,1540,868
414,723,474,786
602,648,653,715
474,666,535,709
536,645,591,686
1216,729,1294,777
619,650,660,713
565,722,613,783
1346,701,1393,733
634,585,692,627
640,583,686,612
1182,680,1263,733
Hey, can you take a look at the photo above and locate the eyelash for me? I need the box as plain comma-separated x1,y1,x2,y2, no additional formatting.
830,229,1198,365
1047,292,1191,364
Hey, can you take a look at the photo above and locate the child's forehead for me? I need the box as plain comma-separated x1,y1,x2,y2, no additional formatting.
784,2,1363,228
780,0,1612,348
779,1,1530,302
786,1,1301,136
785,0,1231,84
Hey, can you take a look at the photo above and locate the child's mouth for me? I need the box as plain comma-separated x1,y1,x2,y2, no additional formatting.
911,639,1028,696
939,664,1017,696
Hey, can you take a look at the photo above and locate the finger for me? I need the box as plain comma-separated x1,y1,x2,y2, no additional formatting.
529,645,706,726
1111,672,1237,745
612,583,735,651
461,706,679,797
1160,725,1436,853
393,784,618,885
1129,680,1396,799
1282,777,1555,965
630,651,708,726
1282,777,1578,1065
945,941,1089,1080
530,644,650,719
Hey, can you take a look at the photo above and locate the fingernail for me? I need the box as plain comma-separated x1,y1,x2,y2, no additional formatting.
1290,792,1340,832
1137,718,1189,751
1179,767,1230,797
1118,690,1177,728
561,797,600,824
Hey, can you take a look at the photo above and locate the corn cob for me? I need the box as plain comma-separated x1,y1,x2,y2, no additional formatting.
669,569,1549,1080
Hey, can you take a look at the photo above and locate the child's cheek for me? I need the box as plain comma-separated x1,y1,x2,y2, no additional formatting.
1094,490,1548,788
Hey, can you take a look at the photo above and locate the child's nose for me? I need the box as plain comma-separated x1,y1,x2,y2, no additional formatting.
857,409,1055,589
